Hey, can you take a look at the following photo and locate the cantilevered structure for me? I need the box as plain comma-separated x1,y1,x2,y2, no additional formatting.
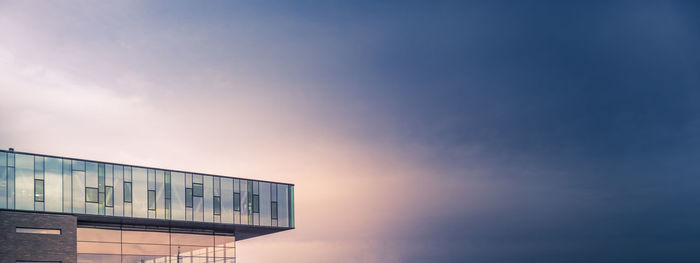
0,149,295,263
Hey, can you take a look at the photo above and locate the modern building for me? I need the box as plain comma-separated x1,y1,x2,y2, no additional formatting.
0,149,295,263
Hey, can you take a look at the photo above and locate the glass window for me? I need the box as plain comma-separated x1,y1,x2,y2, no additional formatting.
260,182,270,226
77,228,121,242
278,184,288,227
252,195,260,213
86,188,99,203
240,180,248,224
204,175,213,222
72,161,86,214
148,190,156,210
186,188,193,208
171,172,185,221
15,154,34,211
221,178,233,223
124,182,132,202
34,156,44,179
156,170,165,219
105,186,114,207
86,162,98,188
271,202,278,219
132,167,147,218
194,196,203,222
233,193,240,211
0,152,6,209
62,159,71,212
34,179,44,202
290,185,295,228
7,166,14,209
114,165,123,216
44,157,62,212
192,183,203,197
213,196,221,215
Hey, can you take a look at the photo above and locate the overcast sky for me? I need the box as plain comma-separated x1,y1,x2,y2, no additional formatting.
2,1,700,262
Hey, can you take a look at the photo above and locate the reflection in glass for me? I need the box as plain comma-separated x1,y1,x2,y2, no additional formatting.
204,175,213,222
86,188,98,203
171,172,185,221
0,152,6,209
15,154,34,210
34,179,44,202
221,178,233,223
73,161,86,214
62,159,71,212
132,167,147,218
44,157,62,212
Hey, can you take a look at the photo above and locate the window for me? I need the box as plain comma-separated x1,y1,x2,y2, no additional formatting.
252,194,260,213
148,190,156,211
185,188,193,208
271,201,278,219
233,193,240,211
34,179,44,202
105,186,114,207
192,183,203,197
213,196,221,215
16,227,61,235
86,187,99,203
124,182,132,203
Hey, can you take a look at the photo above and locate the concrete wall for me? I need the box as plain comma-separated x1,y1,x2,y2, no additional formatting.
0,210,77,263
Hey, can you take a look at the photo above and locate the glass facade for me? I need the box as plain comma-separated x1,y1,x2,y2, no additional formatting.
78,226,236,263
0,150,295,228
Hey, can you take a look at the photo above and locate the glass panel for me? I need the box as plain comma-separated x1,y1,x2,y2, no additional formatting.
34,156,44,179
221,178,233,223
8,166,15,209
240,180,248,225
148,190,156,210
213,196,221,215
290,185,295,228
122,230,170,244
148,169,155,190
156,170,165,219
204,175,213,222
34,179,44,202
252,195,259,213
271,202,278,220
172,172,185,221
0,152,6,209
14,154,34,210
278,184,288,227
233,193,240,212
171,233,213,246
132,167,147,218
260,182,271,226
77,241,121,254
86,188,99,203
77,227,120,242
62,159,71,212
122,243,170,256
194,197,203,222
44,157,62,212
192,183,203,197
68,167,81,214
106,186,113,207
114,165,123,217
105,164,113,186
124,182,132,202
78,254,122,263
86,162,98,188
185,188,193,208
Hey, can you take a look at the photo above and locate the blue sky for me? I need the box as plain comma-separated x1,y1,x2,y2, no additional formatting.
1,1,700,262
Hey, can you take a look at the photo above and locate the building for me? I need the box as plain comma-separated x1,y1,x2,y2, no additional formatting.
0,149,295,263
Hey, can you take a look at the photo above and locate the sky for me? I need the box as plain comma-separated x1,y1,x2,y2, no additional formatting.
1,1,700,262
